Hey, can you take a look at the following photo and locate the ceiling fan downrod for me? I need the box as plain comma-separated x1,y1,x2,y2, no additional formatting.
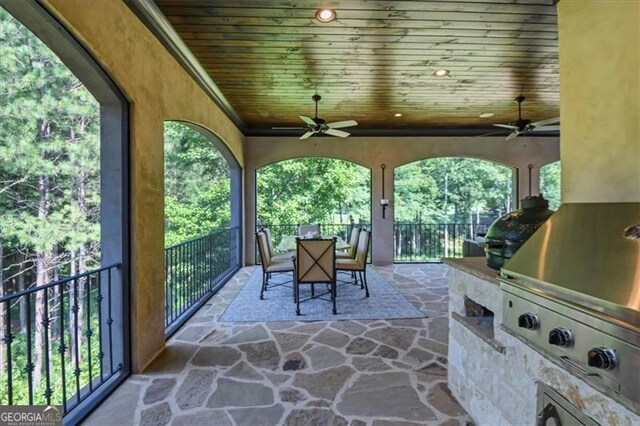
312,94,321,119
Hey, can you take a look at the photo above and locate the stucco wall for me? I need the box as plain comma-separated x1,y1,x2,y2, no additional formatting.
559,1,640,202
244,136,559,265
42,0,245,372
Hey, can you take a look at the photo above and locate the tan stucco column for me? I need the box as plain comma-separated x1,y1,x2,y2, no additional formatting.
558,1,640,202
45,0,245,372
371,164,395,265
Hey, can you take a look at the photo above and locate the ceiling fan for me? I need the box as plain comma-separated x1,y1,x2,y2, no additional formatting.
493,96,560,141
273,94,358,140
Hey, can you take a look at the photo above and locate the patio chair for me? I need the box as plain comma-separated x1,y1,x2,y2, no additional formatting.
336,227,360,259
256,231,294,300
261,227,294,261
294,237,337,315
298,224,320,237
336,230,371,297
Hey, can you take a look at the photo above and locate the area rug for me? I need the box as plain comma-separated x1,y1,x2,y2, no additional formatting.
219,267,426,322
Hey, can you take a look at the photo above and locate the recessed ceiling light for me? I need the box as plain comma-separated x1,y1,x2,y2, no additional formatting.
434,69,450,77
394,113,403,117
316,8,336,23
479,112,494,118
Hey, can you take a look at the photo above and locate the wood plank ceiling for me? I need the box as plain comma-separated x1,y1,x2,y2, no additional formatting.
153,0,559,136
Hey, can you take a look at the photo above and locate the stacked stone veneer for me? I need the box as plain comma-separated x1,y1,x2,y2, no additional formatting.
447,260,640,425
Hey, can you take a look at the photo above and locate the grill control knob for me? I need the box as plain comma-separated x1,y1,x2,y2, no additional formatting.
548,328,573,347
518,313,540,330
587,347,617,370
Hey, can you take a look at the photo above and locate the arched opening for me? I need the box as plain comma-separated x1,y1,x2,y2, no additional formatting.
0,3,128,421
540,161,561,211
163,121,241,335
255,157,371,261
394,157,515,262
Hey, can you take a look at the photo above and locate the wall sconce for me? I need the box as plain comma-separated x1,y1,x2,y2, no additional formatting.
381,198,389,219
381,164,388,219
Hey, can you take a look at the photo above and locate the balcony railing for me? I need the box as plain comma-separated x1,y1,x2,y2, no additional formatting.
394,222,490,262
0,263,122,416
164,227,240,336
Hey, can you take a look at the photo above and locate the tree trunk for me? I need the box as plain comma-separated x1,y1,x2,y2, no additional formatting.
33,173,50,388
68,249,77,367
17,252,27,333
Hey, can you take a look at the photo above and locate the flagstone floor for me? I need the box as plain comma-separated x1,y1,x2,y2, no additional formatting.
84,264,473,426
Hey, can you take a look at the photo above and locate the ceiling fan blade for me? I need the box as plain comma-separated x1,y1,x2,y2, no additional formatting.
494,123,518,130
532,125,560,132
530,116,560,127
300,131,315,140
299,115,316,126
477,130,508,137
327,120,358,129
324,128,350,138
505,131,519,141
272,126,306,130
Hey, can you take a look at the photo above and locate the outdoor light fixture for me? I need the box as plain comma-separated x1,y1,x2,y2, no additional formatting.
316,8,336,22
434,69,450,77
381,164,388,219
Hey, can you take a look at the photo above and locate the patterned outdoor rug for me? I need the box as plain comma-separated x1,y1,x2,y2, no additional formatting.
219,267,426,322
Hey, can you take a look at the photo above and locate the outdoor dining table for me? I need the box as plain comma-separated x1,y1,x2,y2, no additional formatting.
275,235,350,253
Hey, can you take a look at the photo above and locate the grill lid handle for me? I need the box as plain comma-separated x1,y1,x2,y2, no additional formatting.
537,403,561,426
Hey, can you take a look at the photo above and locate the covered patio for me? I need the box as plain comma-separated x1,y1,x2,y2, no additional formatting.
86,264,466,425
0,0,638,425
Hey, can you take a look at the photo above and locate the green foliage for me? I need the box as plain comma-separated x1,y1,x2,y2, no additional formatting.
256,158,371,225
1,8,103,410
540,161,561,210
0,7,100,265
394,157,513,223
164,122,231,247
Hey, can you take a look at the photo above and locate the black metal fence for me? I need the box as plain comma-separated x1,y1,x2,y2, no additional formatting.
255,223,371,264
164,227,240,336
0,263,122,415
394,223,490,262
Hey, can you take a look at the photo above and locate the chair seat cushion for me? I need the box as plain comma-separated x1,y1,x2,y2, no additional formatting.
266,259,294,272
336,259,361,270
273,251,295,261
335,250,354,259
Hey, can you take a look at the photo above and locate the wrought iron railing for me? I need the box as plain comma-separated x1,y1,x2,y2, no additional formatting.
255,223,370,264
394,222,490,262
0,263,122,416
164,227,240,336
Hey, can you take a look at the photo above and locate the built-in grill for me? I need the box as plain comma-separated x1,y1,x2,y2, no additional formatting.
498,202,640,415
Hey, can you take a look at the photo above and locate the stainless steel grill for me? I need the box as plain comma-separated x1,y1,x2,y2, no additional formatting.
498,202,640,415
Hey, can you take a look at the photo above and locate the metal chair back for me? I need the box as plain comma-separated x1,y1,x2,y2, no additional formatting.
295,238,336,284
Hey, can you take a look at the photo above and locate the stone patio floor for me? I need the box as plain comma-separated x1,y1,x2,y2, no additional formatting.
84,264,473,426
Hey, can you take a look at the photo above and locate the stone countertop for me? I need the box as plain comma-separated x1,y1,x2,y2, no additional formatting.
443,257,500,286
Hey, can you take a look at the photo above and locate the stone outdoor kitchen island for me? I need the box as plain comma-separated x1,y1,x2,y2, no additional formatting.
445,258,640,425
